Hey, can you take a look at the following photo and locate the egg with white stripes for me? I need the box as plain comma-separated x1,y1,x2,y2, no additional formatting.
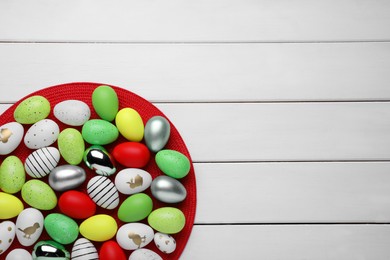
24,147,60,178
87,176,120,210
71,238,99,260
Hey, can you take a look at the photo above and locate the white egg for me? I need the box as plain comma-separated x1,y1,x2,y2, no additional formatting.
116,223,154,250
5,249,32,260
154,232,176,254
129,249,163,260
115,168,152,195
71,238,98,260
0,221,16,255
24,147,60,178
15,208,44,246
54,100,91,126
87,176,119,210
0,122,24,155
24,119,59,149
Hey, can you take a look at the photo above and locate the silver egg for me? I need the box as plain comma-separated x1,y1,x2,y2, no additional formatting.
151,175,187,203
83,145,116,176
33,240,70,259
48,165,86,192
144,116,170,153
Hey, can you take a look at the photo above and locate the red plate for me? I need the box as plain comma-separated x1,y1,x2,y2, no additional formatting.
0,82,196,260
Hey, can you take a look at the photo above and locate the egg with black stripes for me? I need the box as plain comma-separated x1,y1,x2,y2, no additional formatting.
24,147,60,178
87,176,120,210
71,238,99,260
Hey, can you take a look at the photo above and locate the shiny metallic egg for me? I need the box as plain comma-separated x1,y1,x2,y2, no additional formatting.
144,116,170,153
83,145,116,176
32,240,70,259
48,165,86,192
151,175,187,203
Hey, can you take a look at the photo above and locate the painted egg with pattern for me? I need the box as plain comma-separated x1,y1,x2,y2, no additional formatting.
155,149,191,179
58,128,85,165
79,214,117,242
83,145,116,176
144,116,170,153
24,119,60,149
0,221,16,255
82,119,119,145
5,248,32,260
21,180,57,210
44,213,79,245
112,142,150,168
54,100,91,126
92,85,119,122
154,232,176,254
13,96,50,124
58,191,96,219
0,192,24,219
87,176,120,209
0,122,24,155
115,108,144,142
71,238,99,260
148,207,186,234
129,249,163,260
114,168,152,195
0,156,25,194
16,208,44,246
99,241,126,260
151,175,187,203
116,223,154,250
49,165,86,192
24,147,60,178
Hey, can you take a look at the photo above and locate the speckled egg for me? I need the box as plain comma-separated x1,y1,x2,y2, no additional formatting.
0,221,16,256
148,207,186,234
24,147,60,178
16,208,44,246
58,128,85,165
44,213,79,245
14,96,50,124
0,156,25,194
82,119,119,145
21,180,57,210
155,150,191,179
0,122,24,155
129,249,162,260
154,232,176,254
24,119,59,149
54,100,91,126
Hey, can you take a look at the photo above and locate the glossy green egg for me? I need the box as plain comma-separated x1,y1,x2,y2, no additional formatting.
58,128,85,165
117,193,153,222
0,155,25,194
155,150,191,179
82,119,119,145
92,85,119,121
21,180,57,210
148,207,185,234
44,213,79,245
14,96,50,124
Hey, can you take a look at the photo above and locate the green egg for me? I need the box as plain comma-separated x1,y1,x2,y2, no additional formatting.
58,128,85,165
92,85,119,121
117,193,153,222
14,95,50,124
82,119,119,145
21,179,57,210
0,156,25,194
155,150,191,179
148,207,186,234
44,213,79,245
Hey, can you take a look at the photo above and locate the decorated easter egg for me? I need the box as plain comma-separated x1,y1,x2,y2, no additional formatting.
83,145,116,176
44,213,79,245
129,249,163,260
114,168,152,195
54,100,91,126
48,165,86,192
24,147,60,178
21,180,57,210
112,142,150,168
92,85,119,122
0,221,16,255
71,238,98,260
87,176,119,209
0,192,24,219
0,156,25,194
154,232,176,254
82,119,119,145
99,241,126,260
148,207,186,234
24,119,59,149
58,190,96,219
144,116,170,153
32,240,70,259
16,208,44,246
115,108,144,142
117,193,153,222
151,175,187,203
116,223,154,250
156,149,190,179
0,122,24,155
5,249,32,260
80,214,117,242
14,96,50,124
58,128,85,165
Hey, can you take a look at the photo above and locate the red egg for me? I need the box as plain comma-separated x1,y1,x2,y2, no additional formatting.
58,190,96,219
99,240,127,260
112,142,150,168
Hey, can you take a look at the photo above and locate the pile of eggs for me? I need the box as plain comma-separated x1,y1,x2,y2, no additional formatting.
0,85,193,260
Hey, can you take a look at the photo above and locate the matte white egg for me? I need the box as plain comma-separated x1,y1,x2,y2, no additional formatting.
0,122,24,155
129,249,163,260
15,208,44,246
71,238,98,260
24,119,59,149
54,100,91,126
0,221,16,255
154,232,176,254
5,249,32,260
87,176,120,210
114,168,152,195
116,223,154,250
24,147,60,178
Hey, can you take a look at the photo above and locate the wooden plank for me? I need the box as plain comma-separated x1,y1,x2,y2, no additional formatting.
1,43,390,102
183,225,390,259
0,0,389,42
194,162,390,223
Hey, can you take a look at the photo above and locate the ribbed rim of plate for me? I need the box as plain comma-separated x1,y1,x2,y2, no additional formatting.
0,82,196,260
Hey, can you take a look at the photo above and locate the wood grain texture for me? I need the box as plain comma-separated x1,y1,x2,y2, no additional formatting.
0,0,389,42
0,43,390,102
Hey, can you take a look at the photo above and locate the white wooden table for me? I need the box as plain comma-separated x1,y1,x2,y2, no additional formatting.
1,1,390,259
